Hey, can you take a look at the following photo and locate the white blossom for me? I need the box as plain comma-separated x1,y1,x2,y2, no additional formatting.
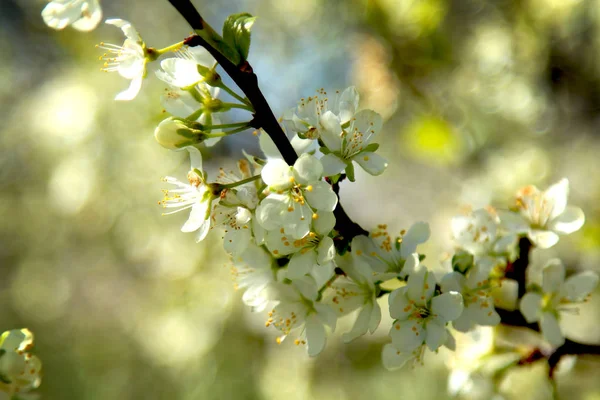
159,147,215,242
385,260,463,369
501,178,585,249
265,212,336,287
325,252,388,343
441,265,500,332
319,109,387,178
353,222,430,276
266,278,337,356
230,242,276,312
256,154,337,239
0,329,42,396
282,87,359,140
98,19,149,101
451,208,518,272
42,0,102,31
519,259,598,346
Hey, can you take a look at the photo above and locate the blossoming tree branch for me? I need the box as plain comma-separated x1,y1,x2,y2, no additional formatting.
22,0,600,398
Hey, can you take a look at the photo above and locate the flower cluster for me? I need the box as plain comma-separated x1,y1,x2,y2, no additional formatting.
41,4,599,394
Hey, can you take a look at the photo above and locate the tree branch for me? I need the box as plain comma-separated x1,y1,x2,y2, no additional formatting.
167,0,368,245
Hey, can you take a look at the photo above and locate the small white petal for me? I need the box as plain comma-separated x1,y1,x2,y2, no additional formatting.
319,111,343,152
560,271,599,301
440,272,465,294
342,303,372,343
305,315,327,356
519,292,543,323
320,153,347,177
431,292,464,323
540,312,564,347
258,133,282,159
194,219,211,242
293,154,323,184
288,251,317,279
312,211,336,236
388,288,412,320
549,206,585,235
390,319,424,352
425,320,448,351
223,229,251,256
545,178,569,220
528,229,560,249
317,236,336,265
261,159,293,190
304,181,338,212
400,222,431,258
352,152,388,176
382,344,414,371
181,202,208,233
542,259,565,294
115,75,143,101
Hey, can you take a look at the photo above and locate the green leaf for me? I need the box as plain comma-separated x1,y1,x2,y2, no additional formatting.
345,162,356,182
363,143,380,153
222,13,256,64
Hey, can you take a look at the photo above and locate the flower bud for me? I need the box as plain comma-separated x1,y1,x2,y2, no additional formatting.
154,117,205,150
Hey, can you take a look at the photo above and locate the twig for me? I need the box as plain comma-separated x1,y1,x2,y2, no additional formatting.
167,0,368,246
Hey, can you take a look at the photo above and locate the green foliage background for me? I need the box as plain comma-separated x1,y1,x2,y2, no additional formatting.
1,0,600,398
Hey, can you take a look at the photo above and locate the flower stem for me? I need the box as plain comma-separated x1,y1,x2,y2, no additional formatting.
206,125,250,137
220,175,261,189
154,40,186,55
219,84,253,108
221,102,254,112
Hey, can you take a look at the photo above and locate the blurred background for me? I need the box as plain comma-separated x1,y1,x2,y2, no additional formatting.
1,0,600,398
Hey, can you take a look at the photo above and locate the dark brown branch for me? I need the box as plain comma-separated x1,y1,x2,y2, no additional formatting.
504,237,532,299
167,0,368,245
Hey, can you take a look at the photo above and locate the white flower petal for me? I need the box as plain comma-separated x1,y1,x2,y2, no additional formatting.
352,152,388,176
320,153,347,177
390,319,424,352
305,315,327,356
304,181,338,211
406,265,436,306
400,222,431,258
181,201,208,233
338,86,359,123
115,75,143,101
388,288,412,320
549,206,585,235
261,159,292,190
288,250,317,279
519,292,543,323
425,320,448,351
545,178,569,220
342,304,372,343
431,292,464,323
528,229,560,249
194,219,211,242
319,111,342,152
440,272,465,294
223,228,251,256
540,312,564,347
382,344,414,371
258,132,282,159
498,210,529,233
312,211,336,236
293,154,323,184
71,1,102,31
542,259,565,294
317,236,335,265
560,271,599,301
368,301,382,333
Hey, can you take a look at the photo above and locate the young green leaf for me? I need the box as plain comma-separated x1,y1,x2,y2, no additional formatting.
222,13,256,63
